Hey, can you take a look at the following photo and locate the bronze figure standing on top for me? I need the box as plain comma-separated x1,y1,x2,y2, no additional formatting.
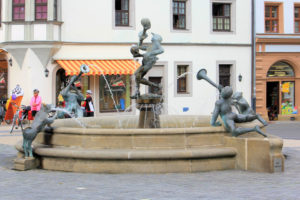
130,18,164,99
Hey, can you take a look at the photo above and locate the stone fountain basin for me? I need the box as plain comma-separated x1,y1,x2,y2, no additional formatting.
15,115,284,173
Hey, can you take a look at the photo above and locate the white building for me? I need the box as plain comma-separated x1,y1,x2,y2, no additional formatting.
0,0,253,116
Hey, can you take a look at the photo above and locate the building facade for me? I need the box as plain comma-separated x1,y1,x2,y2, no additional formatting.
0,0,253,116
255,0,300,120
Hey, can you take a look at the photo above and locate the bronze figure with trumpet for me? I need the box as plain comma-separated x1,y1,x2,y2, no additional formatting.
197,69,267,137
61,64,90,118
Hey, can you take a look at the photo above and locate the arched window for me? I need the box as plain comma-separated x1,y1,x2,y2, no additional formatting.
267,61,295,77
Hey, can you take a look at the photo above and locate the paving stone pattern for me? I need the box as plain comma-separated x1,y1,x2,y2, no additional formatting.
0,123,299,200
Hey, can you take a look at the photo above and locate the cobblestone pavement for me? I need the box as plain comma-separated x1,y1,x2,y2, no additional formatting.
0,123,300,200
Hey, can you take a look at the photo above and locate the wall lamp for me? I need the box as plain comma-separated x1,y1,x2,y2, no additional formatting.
239,74,243,82
44,68,49,78
238,74,242,82
8,58,12,66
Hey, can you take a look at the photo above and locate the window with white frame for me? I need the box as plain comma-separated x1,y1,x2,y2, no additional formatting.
173,0,186,29
175,62,192,96
213,3,231,31
211,0,236,33
171,0,191,31
12,0,25,21
177,65,188,93
35,0,47,20
115,0,129,26
53,0,58,21
219,64,231,87
113,0,135,29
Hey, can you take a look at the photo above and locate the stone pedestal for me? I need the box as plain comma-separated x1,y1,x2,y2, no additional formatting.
224,135,284,173
136,96,162,128
14,157,40,171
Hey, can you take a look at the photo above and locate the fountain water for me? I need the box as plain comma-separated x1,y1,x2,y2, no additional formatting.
54,107,87,128
87,64,119,113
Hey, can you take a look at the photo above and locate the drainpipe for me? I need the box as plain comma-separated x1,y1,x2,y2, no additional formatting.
251,0,256,111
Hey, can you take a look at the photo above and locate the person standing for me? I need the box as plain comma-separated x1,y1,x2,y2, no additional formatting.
83,90,94,117
30,89,42,117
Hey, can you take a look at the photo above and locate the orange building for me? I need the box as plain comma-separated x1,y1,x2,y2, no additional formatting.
255,1,300,120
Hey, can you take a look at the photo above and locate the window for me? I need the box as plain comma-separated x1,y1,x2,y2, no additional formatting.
53,0,57,21
267,62,294,77
213,3,231,31
177,65,188,93
265,5,279,33
13,0,25,21
99,75,131,112
295,6,300,33
219,64,231,87
35,0,47,20
173,0,186,29
281,81,295,115
115,0,129,26
0,0,2,26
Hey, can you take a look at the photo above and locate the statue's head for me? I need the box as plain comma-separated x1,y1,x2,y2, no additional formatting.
232,91,243,100
221,86,233,99
141,18,151,30
151,33,162,43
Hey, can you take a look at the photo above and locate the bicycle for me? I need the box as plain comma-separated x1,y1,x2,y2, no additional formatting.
10,103,30,134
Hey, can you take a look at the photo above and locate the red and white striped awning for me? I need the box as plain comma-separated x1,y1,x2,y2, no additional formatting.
56,60,140,76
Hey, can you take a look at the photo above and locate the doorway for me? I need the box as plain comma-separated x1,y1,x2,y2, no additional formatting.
0,52,8,100
56,68,67,106
266,82,279,120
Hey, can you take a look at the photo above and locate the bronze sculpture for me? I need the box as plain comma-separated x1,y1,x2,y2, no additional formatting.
22,104,56,157
232,91,268,126
197,69,267,137
130,18,164,99
61,64,89,117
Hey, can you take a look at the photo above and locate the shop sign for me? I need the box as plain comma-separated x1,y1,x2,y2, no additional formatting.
282,82,290,93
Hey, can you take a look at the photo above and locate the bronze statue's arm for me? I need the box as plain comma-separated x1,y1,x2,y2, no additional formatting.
138,45,148,51
61,83,71,96
61,76,77,96
71,85,85,101
211,102,222,126
231,100,241,114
